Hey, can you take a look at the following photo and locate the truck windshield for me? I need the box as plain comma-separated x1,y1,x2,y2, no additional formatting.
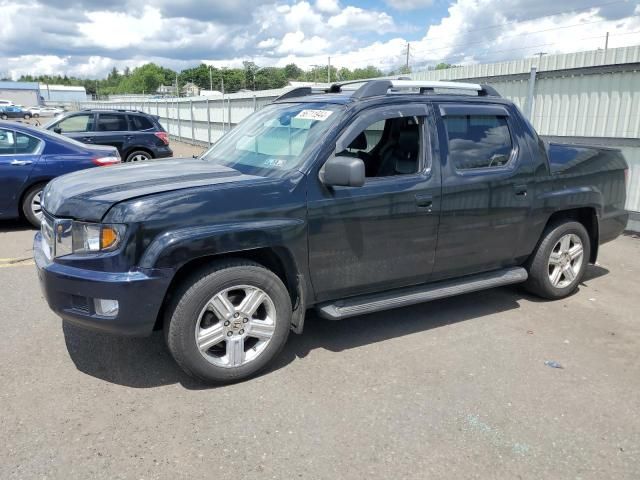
200,102,343,176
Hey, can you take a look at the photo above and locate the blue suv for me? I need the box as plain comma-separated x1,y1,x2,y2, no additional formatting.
46,109,172,162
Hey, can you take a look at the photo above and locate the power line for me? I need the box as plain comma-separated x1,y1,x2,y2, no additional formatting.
414,0,630,44
326,0,634,64
409,30,640,70
409,15,640,56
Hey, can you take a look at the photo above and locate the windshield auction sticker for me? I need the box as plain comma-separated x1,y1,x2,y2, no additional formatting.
295,109,333,121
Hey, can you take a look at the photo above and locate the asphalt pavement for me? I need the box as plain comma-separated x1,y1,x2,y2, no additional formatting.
1,194,639,479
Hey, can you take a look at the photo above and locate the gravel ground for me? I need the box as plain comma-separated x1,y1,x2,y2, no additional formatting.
0,136,638,478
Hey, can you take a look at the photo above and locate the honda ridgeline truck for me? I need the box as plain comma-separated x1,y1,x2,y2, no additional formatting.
34,80,629,383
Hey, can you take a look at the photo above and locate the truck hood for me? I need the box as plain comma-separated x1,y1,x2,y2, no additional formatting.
42,158,263,221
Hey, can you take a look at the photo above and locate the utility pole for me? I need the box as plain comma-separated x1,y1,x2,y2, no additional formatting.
405,43,410,70
534,51,547,66
209,66,213,91
221,76,224,95
604,32,609,53
327,56,331,83
175,72,179,97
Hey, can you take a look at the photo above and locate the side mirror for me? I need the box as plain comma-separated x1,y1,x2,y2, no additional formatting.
53,127,62,134
320,156,365,187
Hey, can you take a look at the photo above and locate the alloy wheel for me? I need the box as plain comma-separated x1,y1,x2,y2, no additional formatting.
31,190,43,222
194,285,276,368
548,233,584,288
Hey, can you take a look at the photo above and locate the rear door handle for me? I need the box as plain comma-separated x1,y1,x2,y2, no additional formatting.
415,194,433,210
82,137,93,142
11,159,32,166
513,184,528,196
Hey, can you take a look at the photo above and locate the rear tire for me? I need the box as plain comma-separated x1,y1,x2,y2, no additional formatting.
125,150,152,162
164,260,292,384
21,183,46,228
23,114,31,120
524,221,591,299
1,114,7,120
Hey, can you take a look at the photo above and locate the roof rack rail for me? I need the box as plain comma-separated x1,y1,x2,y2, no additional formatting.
273,79,501,102
273,86,328,102
351,80,500,99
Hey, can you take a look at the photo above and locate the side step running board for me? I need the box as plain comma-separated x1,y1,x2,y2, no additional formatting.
316,267,528,320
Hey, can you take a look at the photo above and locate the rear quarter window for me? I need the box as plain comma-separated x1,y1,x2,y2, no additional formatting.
443,114,513,170
129,115,154,130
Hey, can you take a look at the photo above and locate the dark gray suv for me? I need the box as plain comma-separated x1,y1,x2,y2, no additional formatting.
46,109,172,162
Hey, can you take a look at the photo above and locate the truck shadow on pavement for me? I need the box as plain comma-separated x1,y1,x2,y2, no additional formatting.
0,220,34,233
62,264,609,389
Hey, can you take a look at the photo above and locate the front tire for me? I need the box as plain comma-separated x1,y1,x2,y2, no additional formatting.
1,114,7,120
125,150,152,162
525,221,591,299
21,184,46,227
164,260,292,383
23,114,31,119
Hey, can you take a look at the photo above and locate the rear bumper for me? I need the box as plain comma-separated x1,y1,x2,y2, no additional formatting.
34,232,173,337
600,210,629,244
154,146,173,158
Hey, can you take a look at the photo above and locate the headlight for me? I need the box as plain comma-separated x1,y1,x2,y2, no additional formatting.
72,222,125,254
52,220,126,257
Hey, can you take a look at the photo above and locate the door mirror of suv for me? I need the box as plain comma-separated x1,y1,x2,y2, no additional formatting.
320,155,365,187
53,127,62,134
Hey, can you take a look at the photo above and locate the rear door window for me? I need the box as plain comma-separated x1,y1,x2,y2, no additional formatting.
128,115,154,130
443,114,513,170
97,113,128,132
56,114,94,133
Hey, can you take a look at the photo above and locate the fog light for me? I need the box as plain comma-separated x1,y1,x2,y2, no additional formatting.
94,298,119,317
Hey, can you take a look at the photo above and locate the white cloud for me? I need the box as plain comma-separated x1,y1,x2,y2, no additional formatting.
315,0,340,14
276,31,330,55
257,38,279,49
385,0,433,10
328,6,396,32
77,7,164,49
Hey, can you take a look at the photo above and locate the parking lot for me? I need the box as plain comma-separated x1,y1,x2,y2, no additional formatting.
1,147,639,478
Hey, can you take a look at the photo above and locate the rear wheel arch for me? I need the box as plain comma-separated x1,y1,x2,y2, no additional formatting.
538,207,599,264
124,147,154,161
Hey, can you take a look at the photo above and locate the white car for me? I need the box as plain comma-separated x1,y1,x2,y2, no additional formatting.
28,106,64,117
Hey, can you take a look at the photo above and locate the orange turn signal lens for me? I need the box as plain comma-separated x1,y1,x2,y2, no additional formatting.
100,226,119,250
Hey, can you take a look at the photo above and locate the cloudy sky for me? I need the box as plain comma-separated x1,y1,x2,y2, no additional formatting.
1,0,639,79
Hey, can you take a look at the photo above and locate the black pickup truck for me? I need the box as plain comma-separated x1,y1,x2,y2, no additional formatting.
34,80,629,383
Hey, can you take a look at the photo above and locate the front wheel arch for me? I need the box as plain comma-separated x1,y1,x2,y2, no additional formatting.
154,248,303,332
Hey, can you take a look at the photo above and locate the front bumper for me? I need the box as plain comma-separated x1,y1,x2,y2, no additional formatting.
34,232,173,337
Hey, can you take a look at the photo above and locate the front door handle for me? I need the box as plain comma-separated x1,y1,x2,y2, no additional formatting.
513,184,528,197
415,193,433,210
11,159,32,166
82,137,93,142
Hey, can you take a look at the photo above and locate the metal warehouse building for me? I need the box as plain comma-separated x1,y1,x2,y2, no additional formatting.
40,84,88,103
413,45,640,230
0,81,41,106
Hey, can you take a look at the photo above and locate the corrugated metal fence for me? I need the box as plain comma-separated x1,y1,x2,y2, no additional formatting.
80,45,640,229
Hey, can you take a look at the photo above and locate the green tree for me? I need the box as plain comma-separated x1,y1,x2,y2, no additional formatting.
283,63,303,80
